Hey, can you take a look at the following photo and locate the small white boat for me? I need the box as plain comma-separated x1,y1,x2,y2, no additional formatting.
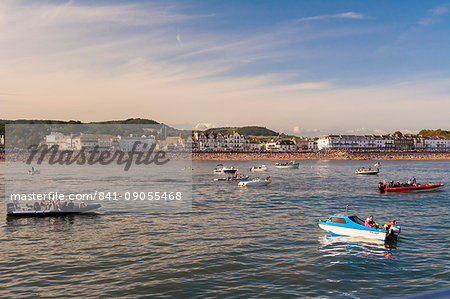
355,167,379,175
250,165,268,172
238,177,271,187
275,161,299,169
28,169,40,175
213,164,237,174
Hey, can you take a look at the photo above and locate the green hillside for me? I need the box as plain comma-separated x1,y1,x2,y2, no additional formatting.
0,118,193,148
418,129,450,138
203,126,279,137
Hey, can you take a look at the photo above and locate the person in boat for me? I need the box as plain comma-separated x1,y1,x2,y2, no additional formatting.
54,199,61,211
365,215,380,228
383,220,397,230
33,201,41,211
68,201,75,210
412,176,417,186
389,180,394,187
265,176,270,181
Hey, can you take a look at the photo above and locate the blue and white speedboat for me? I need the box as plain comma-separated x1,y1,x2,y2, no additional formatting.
318,215,401,241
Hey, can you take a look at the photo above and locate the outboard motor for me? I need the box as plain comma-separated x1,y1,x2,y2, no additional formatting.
386,225,401,241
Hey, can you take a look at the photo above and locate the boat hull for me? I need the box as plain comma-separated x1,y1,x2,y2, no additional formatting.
7,204,101,217
275,164,299,169
378,184,444,192
251,166,268,172
214,169,237,174
238,180,271,187
356,171,379,175
318,223,387,241
214,176,249,182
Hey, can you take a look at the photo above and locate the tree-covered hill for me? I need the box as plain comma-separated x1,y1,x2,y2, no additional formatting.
203,126,279,137
418,129,450,137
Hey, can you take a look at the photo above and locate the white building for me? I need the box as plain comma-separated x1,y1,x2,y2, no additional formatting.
44,132,75,150
193,132,227,150
317,134,450,150
119,135,156,151
424,137,450,149
248,139,262,151
72,134,119,150
317,135,393,150
193,131,249,151
265,139,297,151
226,132,249,150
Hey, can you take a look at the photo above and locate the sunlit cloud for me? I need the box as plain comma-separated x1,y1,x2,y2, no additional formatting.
296,12,366,22
0,1,448,136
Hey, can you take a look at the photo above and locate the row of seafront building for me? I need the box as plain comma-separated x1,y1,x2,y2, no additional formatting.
192,131,309,151
193,132,450,151
44,132,187,151
316,134,450,150
13,131,450,152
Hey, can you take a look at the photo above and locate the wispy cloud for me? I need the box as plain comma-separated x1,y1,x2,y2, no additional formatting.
378,3,450,52
176,32,183,48
0,1,448,134
418,3,449,26
296,12,365,22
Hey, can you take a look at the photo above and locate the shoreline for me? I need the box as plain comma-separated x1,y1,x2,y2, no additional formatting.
1,151,450,162
191,152,450,161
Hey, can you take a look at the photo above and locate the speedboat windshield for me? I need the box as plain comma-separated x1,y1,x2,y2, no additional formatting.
348,216,365,225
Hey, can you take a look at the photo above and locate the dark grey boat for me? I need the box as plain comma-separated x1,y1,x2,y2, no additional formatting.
6,203,101,217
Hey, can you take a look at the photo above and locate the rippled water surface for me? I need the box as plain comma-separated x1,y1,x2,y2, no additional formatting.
1,160,449,298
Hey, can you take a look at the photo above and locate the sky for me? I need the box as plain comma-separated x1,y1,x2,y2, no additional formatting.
0,0,449,136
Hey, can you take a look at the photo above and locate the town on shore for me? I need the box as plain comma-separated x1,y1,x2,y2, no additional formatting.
1,129,450,162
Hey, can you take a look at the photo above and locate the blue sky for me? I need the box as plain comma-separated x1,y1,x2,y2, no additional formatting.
0,0,449,136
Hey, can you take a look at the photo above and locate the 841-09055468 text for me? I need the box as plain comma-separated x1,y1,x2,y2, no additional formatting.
9,191,184,201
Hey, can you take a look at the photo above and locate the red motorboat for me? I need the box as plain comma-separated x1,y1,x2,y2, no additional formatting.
378,182,444,192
